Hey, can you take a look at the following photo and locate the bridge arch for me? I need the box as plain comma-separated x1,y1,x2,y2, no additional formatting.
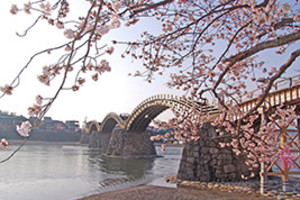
84,113,126,134
83,120,101,134
100,112,126,133
125,94,218,132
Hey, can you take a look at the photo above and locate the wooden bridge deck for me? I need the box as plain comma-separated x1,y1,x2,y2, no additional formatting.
238,74,300,112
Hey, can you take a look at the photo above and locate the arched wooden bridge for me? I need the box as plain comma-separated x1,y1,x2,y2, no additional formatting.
83,73,300,188
83,94,219,134
84,74,300,135
237,74,300,112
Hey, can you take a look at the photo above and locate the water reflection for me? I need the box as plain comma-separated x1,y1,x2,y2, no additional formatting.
87,149,154,179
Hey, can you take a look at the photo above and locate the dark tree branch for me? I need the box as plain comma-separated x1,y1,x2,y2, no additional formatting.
226,30,300,64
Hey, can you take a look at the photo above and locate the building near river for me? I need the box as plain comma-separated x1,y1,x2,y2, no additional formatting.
0,111,81,142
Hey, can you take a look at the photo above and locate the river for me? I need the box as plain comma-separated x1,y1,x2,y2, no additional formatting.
0,144,183,200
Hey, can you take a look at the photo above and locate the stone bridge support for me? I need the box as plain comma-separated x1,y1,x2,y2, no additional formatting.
106,128,157,159
177,123,259,182
89,131,112,150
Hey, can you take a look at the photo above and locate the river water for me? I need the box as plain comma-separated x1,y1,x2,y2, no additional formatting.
0,144,183,200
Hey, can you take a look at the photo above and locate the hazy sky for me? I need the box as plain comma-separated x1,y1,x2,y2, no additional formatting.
0,1,180,125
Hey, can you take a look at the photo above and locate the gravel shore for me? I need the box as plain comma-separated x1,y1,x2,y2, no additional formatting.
77,185,273,200
77,175,300,200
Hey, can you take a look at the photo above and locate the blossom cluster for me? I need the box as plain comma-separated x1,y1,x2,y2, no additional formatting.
0,84,13,95
10,1,121,95
117,0,300,172
28,95,44,117
150,100,299,172
16,121,32,137
0,138,9,150
38,65,62,86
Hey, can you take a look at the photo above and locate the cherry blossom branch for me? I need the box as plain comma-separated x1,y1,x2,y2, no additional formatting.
226,30,300,64
0,137,29,164
211,30,300,100
16,15,43,37
15,0,64,37
0,43,77,164
0,41,72,99
129,0,174,18
0,0,119,162
257,18,296,40
211,20,252,71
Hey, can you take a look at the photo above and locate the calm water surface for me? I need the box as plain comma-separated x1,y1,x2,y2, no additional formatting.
0,144,182,200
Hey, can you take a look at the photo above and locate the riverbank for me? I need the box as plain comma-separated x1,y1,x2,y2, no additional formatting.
78,175,300,200
77,185,272,200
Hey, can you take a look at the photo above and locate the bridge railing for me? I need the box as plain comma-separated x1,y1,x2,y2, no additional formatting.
129,93,221,120
132,74,300,118
130,94,184,114
131,73,300,118
232,74,300,105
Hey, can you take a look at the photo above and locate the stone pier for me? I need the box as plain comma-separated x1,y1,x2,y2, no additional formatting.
106,128,157,159
89,130,112,150
177,123,259,182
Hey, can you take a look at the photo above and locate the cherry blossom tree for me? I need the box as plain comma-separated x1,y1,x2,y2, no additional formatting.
0,0,299,171
120,0,300,168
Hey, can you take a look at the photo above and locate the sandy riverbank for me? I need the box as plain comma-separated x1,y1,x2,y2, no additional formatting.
77,185,273,200
77,175,300,200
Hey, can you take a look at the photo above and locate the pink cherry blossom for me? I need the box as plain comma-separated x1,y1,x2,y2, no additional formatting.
28,104,42,117
24,3,32,14
16,121,32,137
72,85,79,91
150,136,155,141
92,73,98,81
97,25,110,35
56,21,64,29
95,60,111,74
219,143,226,148
78,19,93,32
109,15,121,29
10,4,18,14
106,47,114,55
37,74,50,86
0,138,9,150
112,0,121,12
64,29,75,39
0,84,13,95
40,2,52,16
36,95,43,105
161,144,166,152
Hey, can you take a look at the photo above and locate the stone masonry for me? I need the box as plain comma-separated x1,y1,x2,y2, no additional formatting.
89,130,112,150
89,130,100,148
106,128,157,159
80,133,90,144
177,123,258,182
